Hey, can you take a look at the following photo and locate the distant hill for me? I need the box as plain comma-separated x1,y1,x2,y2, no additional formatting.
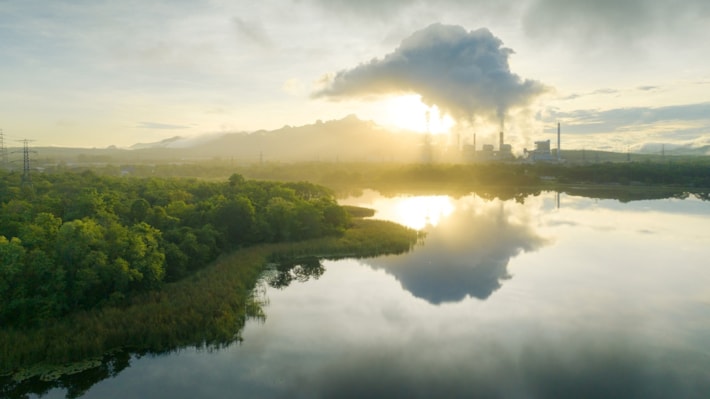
635,142,710,156
129,136,185,150
189,115,426,162
117,115,428,163
15,116,710,168
12,116,434,166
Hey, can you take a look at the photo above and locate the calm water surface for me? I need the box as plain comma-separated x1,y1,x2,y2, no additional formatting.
44,191,710,398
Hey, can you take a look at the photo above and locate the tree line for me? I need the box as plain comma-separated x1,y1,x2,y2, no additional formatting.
0,170,350,327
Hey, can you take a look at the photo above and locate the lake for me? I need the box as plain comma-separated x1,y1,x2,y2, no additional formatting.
38,190,710,398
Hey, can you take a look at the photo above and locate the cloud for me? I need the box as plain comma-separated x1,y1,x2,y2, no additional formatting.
548,102,710,135
592,88,619,95
232,16,273,47
522,0,710,48
305,0,417,18
560,88,619,101
136,122,191,130
365,201,547,303
313,23,549,124
304,0,520,22
308,336,709,399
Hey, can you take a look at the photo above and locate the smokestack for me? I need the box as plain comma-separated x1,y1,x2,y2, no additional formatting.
499,131,504,151
557,122,561,161
473,133,476,152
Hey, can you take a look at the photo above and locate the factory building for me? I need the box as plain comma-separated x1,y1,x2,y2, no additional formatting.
464,131,514,161
523,122,562,163
524,140,556,162
460,123,562,163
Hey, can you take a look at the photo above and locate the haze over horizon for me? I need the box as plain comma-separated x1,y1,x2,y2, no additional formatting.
2,1,709,153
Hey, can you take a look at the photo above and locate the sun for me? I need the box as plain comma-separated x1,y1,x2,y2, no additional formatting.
383,94,455,134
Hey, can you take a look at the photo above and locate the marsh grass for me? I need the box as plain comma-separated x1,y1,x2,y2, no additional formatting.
0,218,418,381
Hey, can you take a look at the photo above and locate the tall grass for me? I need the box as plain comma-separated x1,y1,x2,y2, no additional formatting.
0,218,418,377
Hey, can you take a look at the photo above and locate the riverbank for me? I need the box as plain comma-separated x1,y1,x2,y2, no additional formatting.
0,218,418,379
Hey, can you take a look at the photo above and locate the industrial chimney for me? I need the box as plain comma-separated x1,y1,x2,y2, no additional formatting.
557,122,561,162
499,131,504,151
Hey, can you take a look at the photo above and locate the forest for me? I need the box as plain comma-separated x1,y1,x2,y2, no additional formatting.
1,184,417,395
40,158,710,195
3,160,708,328
2,160,709,395
0,170,350,328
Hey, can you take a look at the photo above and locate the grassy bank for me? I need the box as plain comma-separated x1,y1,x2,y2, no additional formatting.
0,218,418,377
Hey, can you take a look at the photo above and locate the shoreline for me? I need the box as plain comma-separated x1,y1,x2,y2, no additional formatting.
0,218,418,381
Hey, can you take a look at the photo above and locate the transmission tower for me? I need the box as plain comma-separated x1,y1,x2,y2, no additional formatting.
23,139,32,185
13,139,36,186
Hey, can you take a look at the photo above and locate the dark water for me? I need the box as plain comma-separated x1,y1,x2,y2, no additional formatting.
40,191,710,398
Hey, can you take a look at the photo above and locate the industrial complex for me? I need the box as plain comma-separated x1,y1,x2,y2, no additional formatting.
457,122,563,163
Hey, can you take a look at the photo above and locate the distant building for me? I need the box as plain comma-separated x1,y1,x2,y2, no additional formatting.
524,140,556,162
464,131,515,162
498,143,513,159
474,144,495,161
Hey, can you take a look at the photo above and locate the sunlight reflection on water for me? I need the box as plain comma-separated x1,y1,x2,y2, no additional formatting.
49,191,710,399
343,193,455,230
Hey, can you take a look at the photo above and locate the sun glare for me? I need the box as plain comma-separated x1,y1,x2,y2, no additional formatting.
392,196,455,230
384,95,455,134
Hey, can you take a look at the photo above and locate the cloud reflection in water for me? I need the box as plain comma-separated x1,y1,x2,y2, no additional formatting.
307,334,708,399
366,199,547,303
69,192,710,399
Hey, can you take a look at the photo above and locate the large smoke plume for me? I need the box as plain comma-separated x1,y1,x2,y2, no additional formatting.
313,23,548,126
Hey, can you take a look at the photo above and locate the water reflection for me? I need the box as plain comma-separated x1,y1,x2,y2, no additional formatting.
304,335,707,399
388,195,454,229
266,256,325,289
366,199,547,303
340,191,455,230
21,191,710,398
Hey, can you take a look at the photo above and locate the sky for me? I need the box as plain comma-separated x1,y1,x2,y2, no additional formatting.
1,0,709,151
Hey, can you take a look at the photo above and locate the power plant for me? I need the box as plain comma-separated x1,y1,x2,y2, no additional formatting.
461,123,562,163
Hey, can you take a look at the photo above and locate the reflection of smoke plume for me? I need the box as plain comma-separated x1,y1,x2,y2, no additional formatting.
366,201,547,303
313,23,548,125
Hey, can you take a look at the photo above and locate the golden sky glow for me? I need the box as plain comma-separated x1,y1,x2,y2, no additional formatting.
0,1,708,149
382,95,455,135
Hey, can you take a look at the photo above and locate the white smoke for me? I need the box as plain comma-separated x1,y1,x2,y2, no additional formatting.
313,23,549,125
